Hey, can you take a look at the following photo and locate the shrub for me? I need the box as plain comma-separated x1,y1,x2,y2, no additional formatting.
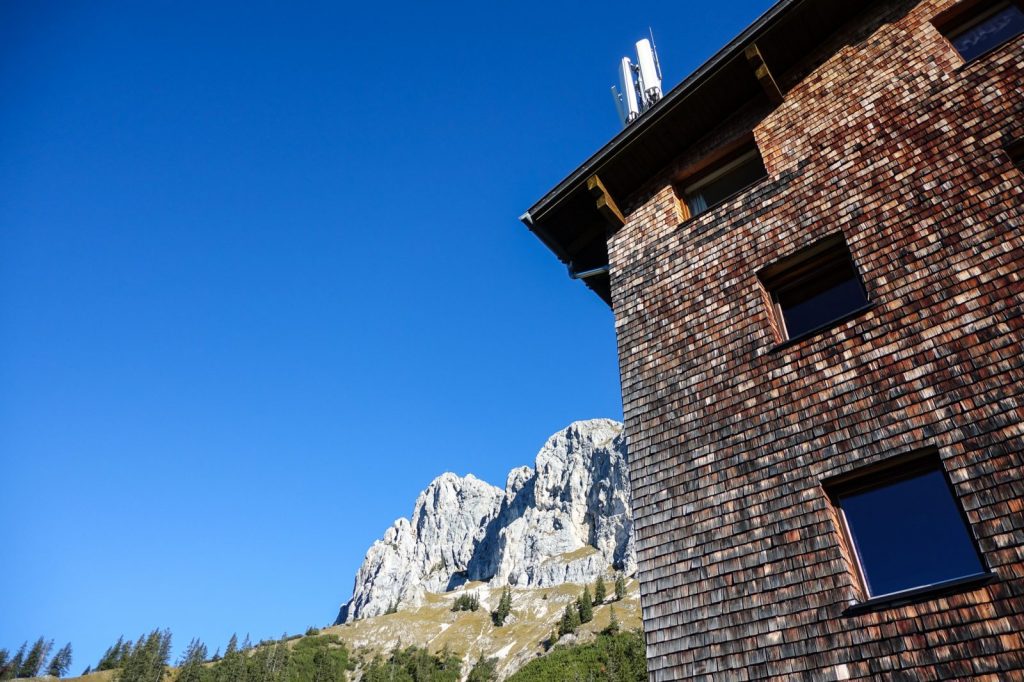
506,631,646,682
466,656,498,682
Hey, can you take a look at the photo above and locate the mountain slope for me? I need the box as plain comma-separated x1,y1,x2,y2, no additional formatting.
327,578,642,681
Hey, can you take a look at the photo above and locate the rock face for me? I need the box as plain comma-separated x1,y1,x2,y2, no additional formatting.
336,419,634,623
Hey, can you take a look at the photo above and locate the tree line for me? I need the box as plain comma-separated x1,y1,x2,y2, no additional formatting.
85,629,351,682
0,638,73,679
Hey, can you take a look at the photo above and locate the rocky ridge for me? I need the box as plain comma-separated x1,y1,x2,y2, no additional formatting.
336,419,634,623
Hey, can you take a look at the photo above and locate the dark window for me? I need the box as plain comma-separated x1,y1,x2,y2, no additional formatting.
830,456,987,599
939,1,1024,62
682,146,767,218
758,234,869,342
1008,137,1024,170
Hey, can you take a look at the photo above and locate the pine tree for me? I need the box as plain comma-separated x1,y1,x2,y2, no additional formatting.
18,636,53,678
491,586,512,626
97,636,126,671
83,666,93,676
594,575,607,604
116,638,134,668
558,603,581,636
176,638,207,682
114,629,171,682
578,587,593,624
47,643,73,678
615,573,627,601
216,634,243,682
2,643,25,681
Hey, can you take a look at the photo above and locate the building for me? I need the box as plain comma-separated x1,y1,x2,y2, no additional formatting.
521,0,1024,678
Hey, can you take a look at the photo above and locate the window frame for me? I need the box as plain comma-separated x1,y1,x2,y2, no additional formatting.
757,233,873,348
932,0,1024,63
824,450,996,615
676,144,768,221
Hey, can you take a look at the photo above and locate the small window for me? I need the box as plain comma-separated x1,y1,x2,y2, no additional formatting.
829,455,987,600
937,0,1024,62
1008,137,1024,170
681,146,767,218
757,234,869,342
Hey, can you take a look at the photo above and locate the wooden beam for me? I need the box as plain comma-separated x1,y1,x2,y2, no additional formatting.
586,174,625,228
744,44,783,105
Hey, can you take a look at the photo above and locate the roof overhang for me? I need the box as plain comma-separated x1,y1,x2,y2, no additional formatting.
521,0,878,306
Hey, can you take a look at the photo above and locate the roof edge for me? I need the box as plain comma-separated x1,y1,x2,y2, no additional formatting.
521,0,809,225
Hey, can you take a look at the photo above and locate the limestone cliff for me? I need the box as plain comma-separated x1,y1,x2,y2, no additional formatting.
335,419,634,623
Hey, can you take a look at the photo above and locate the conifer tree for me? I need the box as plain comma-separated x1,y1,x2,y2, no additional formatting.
216,634,244,682
578,587,593,624
558,603,581,636
114,629,170,682
490,586,513,626
83,666,93,676
1,643,24,681
175,638,207,682
18,637,53,678
615,573,627,601
47,643,73,678
594,575,607,604
97,636,126,671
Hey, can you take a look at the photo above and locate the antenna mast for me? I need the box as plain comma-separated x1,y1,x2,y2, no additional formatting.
610,31,664,127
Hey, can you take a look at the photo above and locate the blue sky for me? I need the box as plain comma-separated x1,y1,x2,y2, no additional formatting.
1,0,772,671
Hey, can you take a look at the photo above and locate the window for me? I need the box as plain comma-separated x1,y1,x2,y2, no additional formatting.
936,0,1024,62
680,146,767,218
757,234,869,343
828,454,988,602
1008,137,1024,170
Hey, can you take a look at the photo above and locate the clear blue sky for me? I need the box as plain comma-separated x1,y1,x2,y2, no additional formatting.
1,0,771,672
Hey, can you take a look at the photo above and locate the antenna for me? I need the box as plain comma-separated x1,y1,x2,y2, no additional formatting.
611,56,640,125
635,38,662,105
649,28,662,81
611,32,664,127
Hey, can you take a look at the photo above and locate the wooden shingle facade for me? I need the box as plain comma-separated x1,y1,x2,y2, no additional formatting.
523,0,1024,678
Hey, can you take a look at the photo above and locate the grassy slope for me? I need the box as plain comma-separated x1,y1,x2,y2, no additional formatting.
327,576,641,680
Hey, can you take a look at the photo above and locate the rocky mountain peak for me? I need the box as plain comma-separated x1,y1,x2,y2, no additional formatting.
335,419,633,623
